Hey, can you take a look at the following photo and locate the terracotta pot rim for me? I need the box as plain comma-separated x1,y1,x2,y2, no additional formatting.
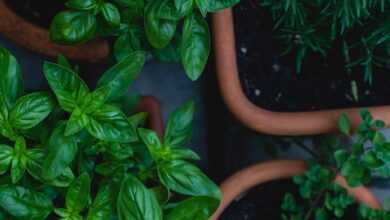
0,0,109,62
211,8,390,135
210,159,382,220
136,96,164,138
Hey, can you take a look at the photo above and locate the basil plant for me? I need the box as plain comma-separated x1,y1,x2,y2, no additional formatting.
49,0,240,81
0,47,220,219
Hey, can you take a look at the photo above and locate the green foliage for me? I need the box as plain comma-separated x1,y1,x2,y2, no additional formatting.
49,0,239,81
259,0,390,82
0,48,220,219
281,109,390,219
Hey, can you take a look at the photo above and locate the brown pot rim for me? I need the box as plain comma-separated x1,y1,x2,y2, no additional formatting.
136,96,164,138
210,160,382,220
211,8,390,136
0,0,109,62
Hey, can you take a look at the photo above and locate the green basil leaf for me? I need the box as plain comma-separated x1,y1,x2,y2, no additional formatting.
158,160,220,199
207,0,239,12
26,149,75,187
164,100,194,147
102,2,121,27
86,105,137,143
81,86,111,114
114,28,144,62
43,62,89,112
171,148,200,160
49,10,97,44
138,128,162,160
86,185,112,220
0,186,53,219
195,0,208,17
11,137,27,184
65,108,89,136
57,54,73,69
117,175,162,220
42,123,78,180
128,112,148,129
9,92,55,130
165,196,220,220
0,145,12,175
174,0,194,16
338,113,350,135
0,47,24,109
145,0,178,49
95,161,129,176
66,0,98,10
97,51,145,101
341,157,370,187
363,151,383,168
181,13,210,81
66,173,91,213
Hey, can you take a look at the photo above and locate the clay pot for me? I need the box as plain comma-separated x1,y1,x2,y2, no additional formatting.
210,160,382,220
0,0,109,62
136,96,164,138
211,8,390,136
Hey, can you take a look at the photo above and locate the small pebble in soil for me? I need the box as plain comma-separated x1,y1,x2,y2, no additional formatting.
272,64,281,72
240,47,248,54
254,89,261,96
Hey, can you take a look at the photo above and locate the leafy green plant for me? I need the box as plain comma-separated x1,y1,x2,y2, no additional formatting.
49,0,240,81
258,0,390,83
0,47,220,219
280,109,390,219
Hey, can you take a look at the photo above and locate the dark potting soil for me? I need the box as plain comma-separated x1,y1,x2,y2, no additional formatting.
219,179,358,220
234,0,390,112
6,0,64,28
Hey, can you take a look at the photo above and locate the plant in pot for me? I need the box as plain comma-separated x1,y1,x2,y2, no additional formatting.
47,0,240,80
0,0,109,61
211,110,390,220
0,47,220,219
212,0,390,135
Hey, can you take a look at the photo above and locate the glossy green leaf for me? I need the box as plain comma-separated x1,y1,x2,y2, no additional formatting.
11,137,27,184
175,0,194,16
0,144,12,175
158,160,221,199
181,13,210,81
195,0,208,17
117,175,162,220
165,196,219,220
65,108,89,136
138,128,162,160
171,148,200,160
164,100,194,147
102,2,121,27
114,0,144,8
145,0,178,49
338,113,351,135
0,186,53,219
0,47,24,109
86,105,137,143
43,62,89,112
334,149,349,168
57,54,73,69
66,173,91,213
97,51,145,101
49,10,97,44
42,123,78,180
9,92,55,130
86,185,112,220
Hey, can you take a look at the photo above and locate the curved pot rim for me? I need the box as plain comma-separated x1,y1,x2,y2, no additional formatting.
211,8,390,135
0,0,109,62
210,159,382,220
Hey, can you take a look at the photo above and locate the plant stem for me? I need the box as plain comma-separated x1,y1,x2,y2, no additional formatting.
304,189,326,220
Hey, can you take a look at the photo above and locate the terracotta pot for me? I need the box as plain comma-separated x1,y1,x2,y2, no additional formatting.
136,96,164,138
210,160,382,220
0,0,109,62
211,8,390,136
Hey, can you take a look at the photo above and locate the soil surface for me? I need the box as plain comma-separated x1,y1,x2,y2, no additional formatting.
219,179,358,220
6,0,64,28
234,0,390,112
